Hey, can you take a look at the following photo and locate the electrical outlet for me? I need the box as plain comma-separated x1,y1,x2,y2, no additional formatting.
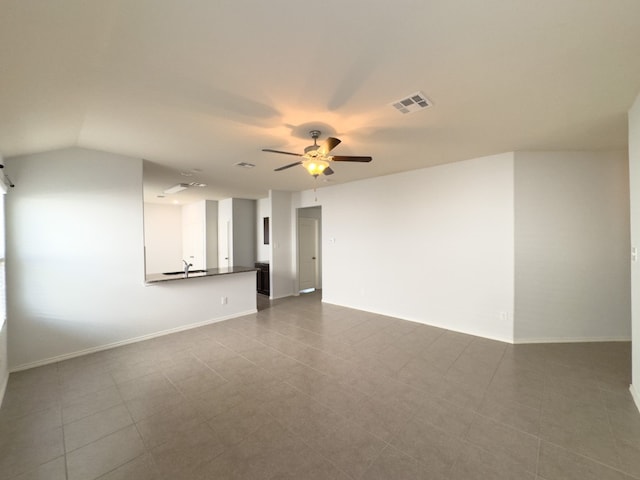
221,296,228,305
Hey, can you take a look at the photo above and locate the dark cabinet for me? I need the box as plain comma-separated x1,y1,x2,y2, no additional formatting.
255,262,270,296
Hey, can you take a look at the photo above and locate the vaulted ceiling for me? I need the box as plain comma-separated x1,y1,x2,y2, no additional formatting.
2,0,640,203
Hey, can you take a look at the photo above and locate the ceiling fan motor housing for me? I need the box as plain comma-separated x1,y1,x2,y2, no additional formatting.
304,145,321,156
304,130,322,155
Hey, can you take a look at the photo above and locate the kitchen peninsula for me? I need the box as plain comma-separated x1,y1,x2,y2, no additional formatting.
145,265,258,284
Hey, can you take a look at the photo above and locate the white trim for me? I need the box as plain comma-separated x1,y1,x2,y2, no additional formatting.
321,300,514,344
513,336,632,344
270,293,294,300
9,309,257,373
631,385,640,414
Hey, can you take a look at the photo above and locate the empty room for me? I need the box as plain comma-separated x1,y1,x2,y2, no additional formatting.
1,1,640,479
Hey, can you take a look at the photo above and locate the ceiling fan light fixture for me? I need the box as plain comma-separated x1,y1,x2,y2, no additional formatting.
303,158,329,177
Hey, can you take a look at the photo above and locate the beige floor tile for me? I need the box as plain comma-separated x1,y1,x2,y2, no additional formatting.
160,356,211,383
136,401,206,448
466,414,539,473
431,375,488,411
362,445,421,480
479,390,541,435
348,394,414,441
539,415,621,468
207,397,272,447
62,386,123,424
66,425,144,480
97,453,159,480
0,293,636,480
5,366,59,393
0,426,64,480
0,384,61,420
396,356,445,391
450,442,536,480
10,456,66,480
171,369,228,397
64,403,133,452
61,372,116,403
306,419,387,480
116,372,178,402
616,436,640,478
124,388,184,422
538,441,634,480
280,449,352,480
150,423,226,478
0,407,62,438
390,416,465,477
108,361,160,385
413,395,476,438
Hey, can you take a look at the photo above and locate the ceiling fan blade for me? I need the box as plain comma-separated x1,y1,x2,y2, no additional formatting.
274,161,303,171
262,148,303,157
323,166,334,176
331,155,372,162
318,137,341,156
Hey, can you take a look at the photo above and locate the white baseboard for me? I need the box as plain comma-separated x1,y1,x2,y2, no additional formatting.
513,336,632,344
631,385,640,414
320,299,514,344
10,309,257,373
270,293,295,300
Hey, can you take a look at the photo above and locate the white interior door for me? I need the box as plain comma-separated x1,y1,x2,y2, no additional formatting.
298,217,318,291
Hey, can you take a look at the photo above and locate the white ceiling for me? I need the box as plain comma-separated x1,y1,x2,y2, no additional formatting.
2,0,640,204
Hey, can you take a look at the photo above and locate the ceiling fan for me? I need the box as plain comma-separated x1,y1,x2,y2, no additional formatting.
262,130,372,177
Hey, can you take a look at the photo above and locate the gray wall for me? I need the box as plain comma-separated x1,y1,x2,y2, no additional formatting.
232,198,256,267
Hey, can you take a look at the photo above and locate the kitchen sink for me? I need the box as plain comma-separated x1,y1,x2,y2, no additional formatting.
162,269,207,275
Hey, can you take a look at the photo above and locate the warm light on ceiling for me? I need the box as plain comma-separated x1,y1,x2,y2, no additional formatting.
302,157,329,177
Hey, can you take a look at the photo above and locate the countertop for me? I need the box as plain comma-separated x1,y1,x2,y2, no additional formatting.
145,266,257,284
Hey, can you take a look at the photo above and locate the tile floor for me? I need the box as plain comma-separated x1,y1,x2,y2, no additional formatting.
1,291,639,479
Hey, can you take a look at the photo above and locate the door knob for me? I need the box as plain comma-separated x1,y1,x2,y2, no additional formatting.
312,257,316,260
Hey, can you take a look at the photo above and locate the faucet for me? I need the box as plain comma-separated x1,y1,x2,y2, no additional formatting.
183,259,193,276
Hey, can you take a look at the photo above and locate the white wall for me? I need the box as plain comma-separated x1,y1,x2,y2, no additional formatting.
256,197,270,262
182,200,206,270
5,148,256,370
143,203,182,274
299,153,516,342
232,198,256,267
514,151,631,342
270,190,296,299
629,94,640,410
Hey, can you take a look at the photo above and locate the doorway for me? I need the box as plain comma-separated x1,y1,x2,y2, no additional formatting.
297,207,322,293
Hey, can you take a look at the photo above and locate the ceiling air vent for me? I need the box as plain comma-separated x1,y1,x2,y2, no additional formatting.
390,91,432,114
234,162,255,168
